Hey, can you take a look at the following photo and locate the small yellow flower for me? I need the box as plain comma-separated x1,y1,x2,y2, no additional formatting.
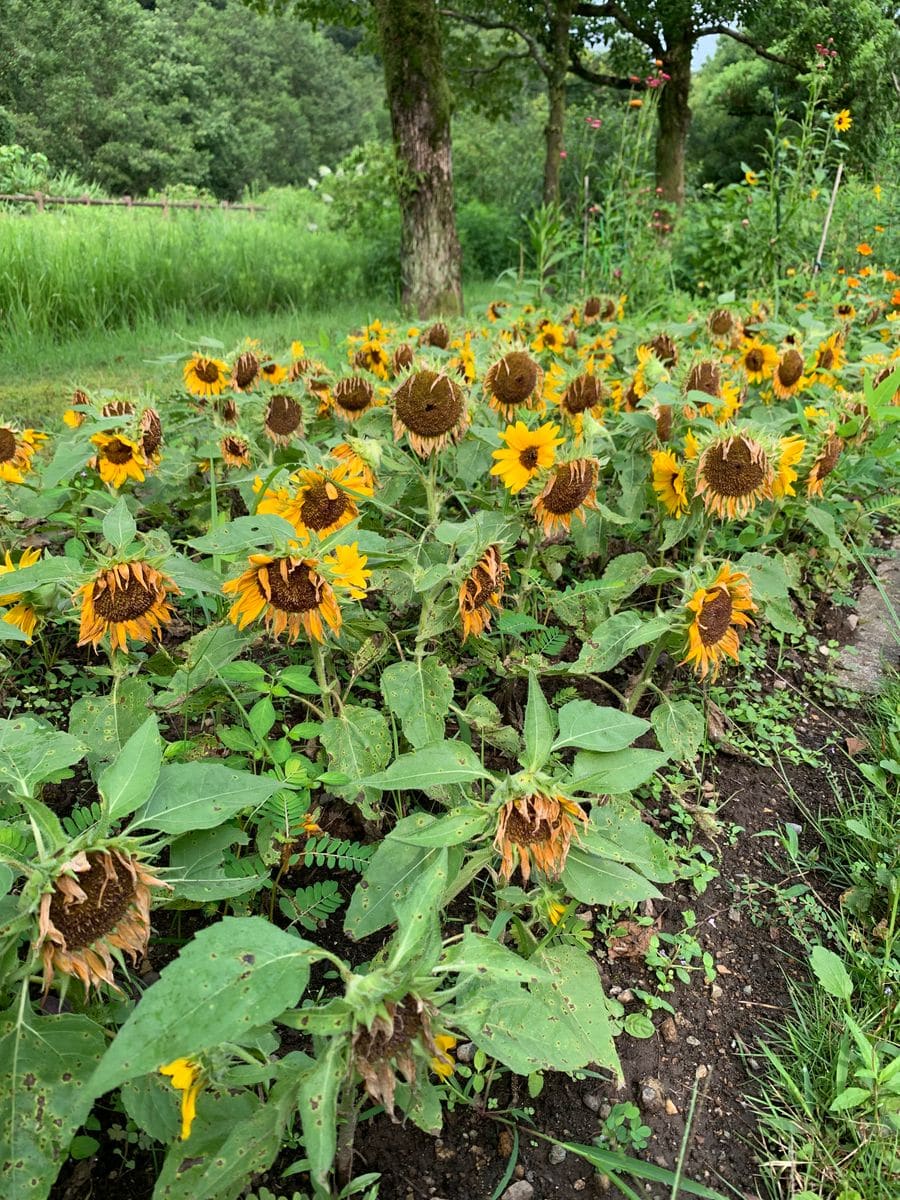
804,405,826,421
744,170,759,186
683,429,700,461
834,109,852,133
547,902,567,927
430,1034,457,1079
857,243,873,256
322,542,372,600
160,1058,203,1140
490,421,564,494
873,184,882,201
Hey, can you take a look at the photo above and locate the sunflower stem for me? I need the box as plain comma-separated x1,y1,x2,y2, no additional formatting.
310,638,335,720
424,453,441,526
692,515,711,565
516,526,541,612
626,637,665,714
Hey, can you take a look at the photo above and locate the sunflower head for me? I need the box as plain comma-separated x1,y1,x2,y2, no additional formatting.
651,449,688,517
221,435,251,469
76,560,179,653
459,545,508,640
391,343,415,376
807,431,844,497
264,394,304,444
490,420,563,495
583,295,617,323
0,546,42,641
532,458,599,535
494,791,587,882
684,360,722,399
90,433,147,489
559,372,604,423
695,433,773,519
532,323,566,355
231,350,261,392
224,553,343,643
392,370,469,458
773,348,806,399
648,332,679,368
484,351,543,420
138,408,163,460
184,354,229,397
814,333,845,375
333,376,377,422
773,435,806,499
0,422,39,485
352,994,444,1119
258,462,369,540
681,563,756,680
101,400,135,419
739,337,778,384
260,360,287,386
707,308,740,343
420,322,450,350
38,847,167,995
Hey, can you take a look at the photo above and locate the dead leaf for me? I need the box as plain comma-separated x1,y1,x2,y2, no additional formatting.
607,918,661,961
845,736,868,756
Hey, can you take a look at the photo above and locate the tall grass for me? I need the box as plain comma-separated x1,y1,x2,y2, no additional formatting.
0,205,399,342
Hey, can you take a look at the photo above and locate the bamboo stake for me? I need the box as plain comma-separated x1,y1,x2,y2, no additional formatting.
813,160,843,274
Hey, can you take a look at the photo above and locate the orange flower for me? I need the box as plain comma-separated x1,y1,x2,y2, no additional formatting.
494,792,587,882
856,243,873,256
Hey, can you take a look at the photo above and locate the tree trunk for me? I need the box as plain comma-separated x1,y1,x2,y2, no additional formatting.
372,0,463,317
655,37,692,207
542,0,573,206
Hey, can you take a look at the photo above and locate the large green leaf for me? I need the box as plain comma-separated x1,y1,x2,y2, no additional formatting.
153,623,249,712
0,555,79,594
561,850,662,905
189,514,298,555
531,944,621,1079
149,1092,258,1200
0,716,85,800
380,657,453,748
135,763,282,834
98,715,162,822
89,918,316,1097
523,672,555,771
320,704,391,803
571,748,669,794
362,741,490,791
102,495,137,550
552,700,649,754
567,612,644,674
651,697,705,761
0,1010,106,1200
298,1040,348,1189
438,930,550,985
345,817,449,939
392,807,491,847
810,945,853,1001
581,800,675,882
168,826,267,902
68,679,154,771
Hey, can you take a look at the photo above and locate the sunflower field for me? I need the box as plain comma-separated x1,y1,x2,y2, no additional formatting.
1,252,899,1200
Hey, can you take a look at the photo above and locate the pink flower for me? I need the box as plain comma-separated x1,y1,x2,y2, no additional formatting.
613,267,622,278
660,72,671,81
646,77,660,87
559,150,567,159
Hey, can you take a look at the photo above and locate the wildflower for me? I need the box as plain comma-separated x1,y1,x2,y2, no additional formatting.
260,360,287,386
160,1058,204,1140
739,338,778,384
531,323,566,355
833,109,852,132
807,432,844,497
264,394,304,444
773,348,806,399
333,376,377,422
681,564,756,680
744,170,759,186
491,421,563,494
0,546,42,640
431,1035,457,1079
224,550,364,643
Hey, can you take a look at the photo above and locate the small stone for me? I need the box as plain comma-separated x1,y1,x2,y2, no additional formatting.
701,779,716,793
695,1065,708,1080
743,984,753,996
514,1165,525,1179
573,1181,586,1192
617,989,634,1003
638,1076,666,1114
500,1183,534,1200
847,613,859,630
686,1036,701,1047
818,643,830,657
598,1103,611,1119
665,1099,679,1115
596,1175,610,1192
727,908,742,924
577,908,594,926
654,1155,668,1168
548,1144,567,1165
660,1017,678,1043
456,1042,477,1063
582,1092,603,1112
609,985,622,996
710,984,723,1002
773,679,788,690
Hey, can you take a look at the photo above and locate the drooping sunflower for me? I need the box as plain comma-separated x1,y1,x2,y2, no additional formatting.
183,354,229,398
557,372,605,426
683,429,701,460
681,563,756,680
218,396,239,424
695,433,773,519
260,359,287,387
773,436,806,499
221,435,251,469
531,322,566,354
101,400,135,419
0,546,42,640
739,337,778,384
76,560,180,653
583,294,620,324
532,458,600,535
707,308,741,347
37,847,167,994
490,421,563,494
684,359,722,401
651,449,689,518
230,350,261,392
772,348,806,399
458,545,508,640
494,791,588,882
834,302,856,323
484,351,544,421
391,343,415,376
138,408,163,464
352,994,448,1119
487,300,509,323
653,402,673,443
647,331,679,368
90,433,147,489
419,322,451,350
332,376,377,422
352,338,390,381
631,343,666,399
806,431,844,497
159,1058,204,1141
813,333,845,375
0,422,39,484
330,441,378,492
449,332,477,384
264,394,304,444
223,548,365,643
392,369,470,458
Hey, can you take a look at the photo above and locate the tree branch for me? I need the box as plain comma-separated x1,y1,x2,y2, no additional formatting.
693,25,802,68
457,49,533,79
440,8,549,76
568,47,648,90
574,2,663,55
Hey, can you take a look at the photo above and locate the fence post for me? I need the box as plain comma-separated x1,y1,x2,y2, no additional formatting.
34,191,45,212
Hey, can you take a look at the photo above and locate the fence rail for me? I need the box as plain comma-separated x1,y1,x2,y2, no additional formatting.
0,192,266,214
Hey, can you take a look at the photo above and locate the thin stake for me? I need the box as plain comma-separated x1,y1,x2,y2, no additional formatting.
813,161,843,275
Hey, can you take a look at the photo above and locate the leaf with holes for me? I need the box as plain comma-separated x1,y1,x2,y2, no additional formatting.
68,679,154,771
98,715,162,822
0,716,85,800
381,657,453,748
320,705,391,806
651,698,705,761
135,763,282,834
561,850,662,906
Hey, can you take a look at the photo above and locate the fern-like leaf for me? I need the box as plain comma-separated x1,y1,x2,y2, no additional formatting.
279,880,344,930
525,629,568,657
300,836,374,872
62,801,104,838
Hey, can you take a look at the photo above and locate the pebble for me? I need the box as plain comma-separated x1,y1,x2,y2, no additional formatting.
582,1092,603,1112
710,984,723,1002
818,644,830,657
573,1181,586,1192
743,984,753,996
638,1077,666,1114
654,1155,668,1168
847,613,859,630
456,1042,477,1063
500,1183,534,1200
661,1017,678,1043
727,908,742,924
695,1065,709,1080
686,1036,701,1047
618,989,634,1003
548,1144,567,1165
665,1099,679,1115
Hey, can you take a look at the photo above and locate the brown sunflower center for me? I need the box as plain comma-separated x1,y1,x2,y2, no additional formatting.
195,359,222,384
266,560,323,613
818,347,835,370
541,462,595,515
488,352,539,405
233,351,260,388
817,437,844,479
710,311,733,335
837,304,853,317
101,400,134,418
649,333,678,367
745,349,765,373
703,440,766,498
223,436,248,460
0,427,16,463
583,296,601,318
777,350,804,387
140,410,162,457
262,362,278,377
334,377,375,413
697,589,734,646
299,481,349,531
519,446,540,470
102,438,136,465
686,361,721,397
563,374,603,414
421,322,450,349
505,807,556,846
266,395,303,435
48,852,137,952
394,371,465,438
93,572,158,622
465,564,495,609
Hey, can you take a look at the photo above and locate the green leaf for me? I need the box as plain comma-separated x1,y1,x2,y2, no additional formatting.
530,944,621,1078
624,1013,655,1038
523,672,555,771
829,1086,871,1112
298,1040,348,1188
147,1092,259,1200
552,700,649,754
622,612,677,652
320,705,391,803
88,918,316,1097
98,715,162,822
68,679,154,771
0,1010,106,1200
189,514,298,554
168,825,266,902
102,496,137,550
651,698,705,761
595,552,649,607
0,619,30,642
560,1141,729,1198
0,716,86,800
571,748,668,794
581,800,675,882
437,930,550,985
120,1073,180,1144
247,697,276,741
380,657,453,748
154,623,249,712
385,847,449,970
135,763,282,834
0,555,79,594
362,741,490,791
568,612,644,674
393,807,491,847
810,946,853,1001
345,818,448,940
162,553,222,596
279,665,321,695
561,850,663,905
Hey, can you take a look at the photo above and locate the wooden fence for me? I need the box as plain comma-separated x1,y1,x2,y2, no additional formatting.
0,192,266,214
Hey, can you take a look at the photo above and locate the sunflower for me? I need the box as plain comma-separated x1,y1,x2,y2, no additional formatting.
392,369,470,458
260,360,287,386
834,109,852,132
352,994,446,1119
218,396,239,424
532,458,599,535
532,323,566,354
707,309,741,347
557,372,604,426
258,462,371,540
772,348,806,399
834,302,856,322
183,354,229,398
101,400,134,419
322,541,372,599
487,300,508,323
449,333,477,383
160,1058,204,1141
695,433,773,518
63,408,86,429
684,360,722,400
681,563,756,680
651,449,689,517
0,546,42,640
0,422,39,485
773,435,806,499
230,350,261,392
814,333,845,375
221,435,251,469
583,295,620,324
483,351,543,421
648,331,679,368
739,337,778,384
459,545,508,640
90,433,147,489
494,791,587,882
330,441,378,491
139,407,163,463
653,403,673,443
333,376,377,422
430,1034,457,1080
631,343,665,399
352,338,390,380
391,343,415,376
76,561,180,652
224,553,344,643
683,429,701,460
419,322,451,350
490,421,563,494
37,847,167,994
806,432,844,497
264,394,304,444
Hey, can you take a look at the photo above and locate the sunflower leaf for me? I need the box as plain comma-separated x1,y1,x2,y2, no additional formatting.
134,762,282,833
381,657,453,748
101,496,137,551
523,672,555,770
99,715,162,823
552,701,649,754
